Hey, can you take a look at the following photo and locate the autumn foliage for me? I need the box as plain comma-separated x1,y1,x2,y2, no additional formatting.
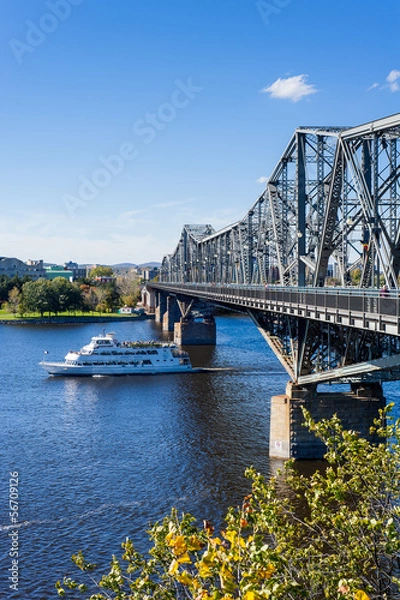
57,406,400,599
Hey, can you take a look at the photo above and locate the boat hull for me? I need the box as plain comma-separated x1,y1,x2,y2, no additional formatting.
40,361,194,376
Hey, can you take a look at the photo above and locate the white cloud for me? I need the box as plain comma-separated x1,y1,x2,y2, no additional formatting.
256,176,268,184
387,70,400,92
367,82,380,91
261,74,317,102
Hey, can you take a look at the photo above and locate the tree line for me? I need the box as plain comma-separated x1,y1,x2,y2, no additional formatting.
0,270,141,317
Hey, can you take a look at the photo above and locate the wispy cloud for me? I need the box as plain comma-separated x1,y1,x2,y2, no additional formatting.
256,176,268,184
117,209,148,219
387,70,400,92
153,199,193,209
367,70,400,93
261,74,317,103
0,211,171,264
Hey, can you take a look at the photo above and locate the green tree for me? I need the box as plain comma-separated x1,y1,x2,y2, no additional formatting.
89,265,114,279
22,279,56,316
104,280,119,312
0,274,31,303
81,285,98,313
57,407,400,600
51,278,83,314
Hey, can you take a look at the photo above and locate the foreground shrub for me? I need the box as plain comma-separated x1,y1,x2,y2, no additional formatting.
56,406,400,599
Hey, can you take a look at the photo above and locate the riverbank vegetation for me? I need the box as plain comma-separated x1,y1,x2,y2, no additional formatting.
56,407,400,599
0,272,141,318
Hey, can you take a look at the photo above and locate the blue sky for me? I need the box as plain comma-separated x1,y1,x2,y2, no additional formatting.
1,0,400,265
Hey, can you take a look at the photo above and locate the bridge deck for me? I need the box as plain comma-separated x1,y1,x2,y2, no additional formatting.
152,283,400,337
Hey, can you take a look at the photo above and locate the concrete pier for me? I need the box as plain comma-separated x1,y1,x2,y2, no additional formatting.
141,287,156,314
162,296,181,332
155,292,167,324
269,381,385,459
174,317,216,345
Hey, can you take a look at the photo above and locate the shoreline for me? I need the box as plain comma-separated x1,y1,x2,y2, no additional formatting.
0,315,155,325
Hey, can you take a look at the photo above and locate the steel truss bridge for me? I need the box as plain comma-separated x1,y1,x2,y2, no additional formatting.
152,114,400,387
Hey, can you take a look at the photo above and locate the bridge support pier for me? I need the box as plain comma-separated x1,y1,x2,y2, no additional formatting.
141,287,156,313
162,296,181,332
270,381,385,459
174,317,216,345
155,292,167,324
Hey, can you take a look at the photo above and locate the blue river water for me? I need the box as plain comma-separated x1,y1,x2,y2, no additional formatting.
1,314,400,599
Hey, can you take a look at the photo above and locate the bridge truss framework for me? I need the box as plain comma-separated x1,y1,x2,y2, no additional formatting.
158,114,400,386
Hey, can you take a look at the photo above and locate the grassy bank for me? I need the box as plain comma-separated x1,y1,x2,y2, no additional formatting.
0,310,150,323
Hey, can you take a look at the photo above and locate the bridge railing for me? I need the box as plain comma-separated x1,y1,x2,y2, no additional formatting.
152,282,400,320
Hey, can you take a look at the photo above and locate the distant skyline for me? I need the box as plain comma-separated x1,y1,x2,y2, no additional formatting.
2,0,400,264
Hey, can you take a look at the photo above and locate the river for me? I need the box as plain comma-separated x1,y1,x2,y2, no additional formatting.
1,314,399,598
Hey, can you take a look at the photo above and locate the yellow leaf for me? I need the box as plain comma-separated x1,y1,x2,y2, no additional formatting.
354,592,370,600
188,535,204,551
168,559,179,576
259,564,275,579
170,535,187,556
224,530,237,544
220,563,234,581
209,537,223,548
177,552,192,564
201,550,215,565
176,571,192,586
198,562,212,578
165,530,175,544
243,591,257,600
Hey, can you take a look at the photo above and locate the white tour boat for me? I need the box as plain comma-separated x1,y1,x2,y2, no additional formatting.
40,332,193,376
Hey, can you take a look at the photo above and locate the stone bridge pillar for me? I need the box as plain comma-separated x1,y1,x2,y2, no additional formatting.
162,295,181,332
141,287,156,313
174,317,216,345
155,291,167,324
270,381,385,459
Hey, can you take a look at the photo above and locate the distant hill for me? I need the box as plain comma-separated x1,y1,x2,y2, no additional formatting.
112,262,137,269
137,262,161,268
76,262,161,269
111,262,161,268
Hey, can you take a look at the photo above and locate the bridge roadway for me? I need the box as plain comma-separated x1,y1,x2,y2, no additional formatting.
151,282,400,338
